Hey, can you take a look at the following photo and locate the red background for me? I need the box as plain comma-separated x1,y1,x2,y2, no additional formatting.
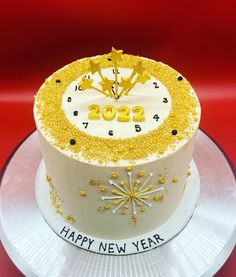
0,1,235,276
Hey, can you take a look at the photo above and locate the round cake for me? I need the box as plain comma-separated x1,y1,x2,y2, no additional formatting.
34,48,201,239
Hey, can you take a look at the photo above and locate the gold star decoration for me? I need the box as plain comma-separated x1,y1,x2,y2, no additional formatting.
89,60,101,74
99,77,114,92
119,77,133,90
109,47,123,63
133,61,146,75
136,73,150,84
79,77,94,91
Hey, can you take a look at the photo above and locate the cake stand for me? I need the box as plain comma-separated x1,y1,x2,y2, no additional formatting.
0,130,236,277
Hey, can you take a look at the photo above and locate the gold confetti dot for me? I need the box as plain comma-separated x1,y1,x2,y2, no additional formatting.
121,210,126,215
126,166,132,171
194,117,198,122
132,214,137,220
104,204,110,209
138,172,144,177
100,186,107,192
158,178,165,184
80,191,86,197
119,181,125,186
65,214,75,224
46,175,51,182
111,173,118,179
153,195,163,201
135,180,141,185
140,207,145,212
172,178,178,183
187,171,191,176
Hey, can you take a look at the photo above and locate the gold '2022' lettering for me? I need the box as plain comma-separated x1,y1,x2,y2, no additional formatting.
88,104,145,122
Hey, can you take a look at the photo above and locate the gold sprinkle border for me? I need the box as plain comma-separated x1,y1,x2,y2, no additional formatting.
35,54,200,163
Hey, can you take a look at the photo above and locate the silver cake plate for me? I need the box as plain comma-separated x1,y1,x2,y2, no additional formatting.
35,159,200,255
0,130,236,276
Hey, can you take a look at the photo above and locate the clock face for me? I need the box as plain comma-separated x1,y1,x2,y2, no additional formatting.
62,67,171,139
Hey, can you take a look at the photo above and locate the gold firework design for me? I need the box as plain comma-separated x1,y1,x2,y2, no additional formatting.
96,169,164,222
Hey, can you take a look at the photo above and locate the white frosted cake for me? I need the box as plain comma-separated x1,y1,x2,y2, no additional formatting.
34,48,201,240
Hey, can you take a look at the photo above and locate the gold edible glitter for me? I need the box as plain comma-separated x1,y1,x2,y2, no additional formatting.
153,195,163,201
126,166,132,171
132,214,137,220
140,207,145,212
35,53,200,163
80,191,86,197
172,178,178,183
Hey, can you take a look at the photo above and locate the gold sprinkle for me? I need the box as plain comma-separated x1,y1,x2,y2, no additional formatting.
80,191,86,197
172,178,178,183
158,178,165,184
132,214,137,220
158,149,164,155
119,181,125,186
194,117,198,122
65,214,75,224
178,135,183,140
124,204,129,209
126,166,132,171
46,175,51,182
111,173,118,179
187,171,191,176
100,186,107,192
153,195,163,201
140,207,145,212
121,210,126,215
135,180,141,185
104,204,110,209
138,172,144,177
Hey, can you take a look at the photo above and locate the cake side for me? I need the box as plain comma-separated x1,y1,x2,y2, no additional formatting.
34,48,201,239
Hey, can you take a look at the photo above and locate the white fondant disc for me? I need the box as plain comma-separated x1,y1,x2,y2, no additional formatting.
0,130,236,276
35,160,200,255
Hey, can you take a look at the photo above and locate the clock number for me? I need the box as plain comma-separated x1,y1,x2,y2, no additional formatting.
67,97,72,102
88,104,100,120
153,82,159,89
83,122,89,129
85,75,91,79
118,106,130,122
132,106,145,122
102,105,116,121
112,69,120,74
135,124,141,132
108,130,114,136
75,85,82,91
153,114,160,121
73,111,78,116
163,97,168,103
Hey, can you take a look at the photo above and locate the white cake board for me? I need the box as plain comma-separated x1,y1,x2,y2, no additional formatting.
35,160,200,255
0,130,236,277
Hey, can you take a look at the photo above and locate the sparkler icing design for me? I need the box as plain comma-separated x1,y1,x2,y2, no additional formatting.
99,171,164,222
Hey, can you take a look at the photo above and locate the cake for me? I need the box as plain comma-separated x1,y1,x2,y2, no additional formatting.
34,48,201,240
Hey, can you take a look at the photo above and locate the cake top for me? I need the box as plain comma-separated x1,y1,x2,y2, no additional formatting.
34,48,200,165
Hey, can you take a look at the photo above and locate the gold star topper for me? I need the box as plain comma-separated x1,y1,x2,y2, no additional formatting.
77,48,151,99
